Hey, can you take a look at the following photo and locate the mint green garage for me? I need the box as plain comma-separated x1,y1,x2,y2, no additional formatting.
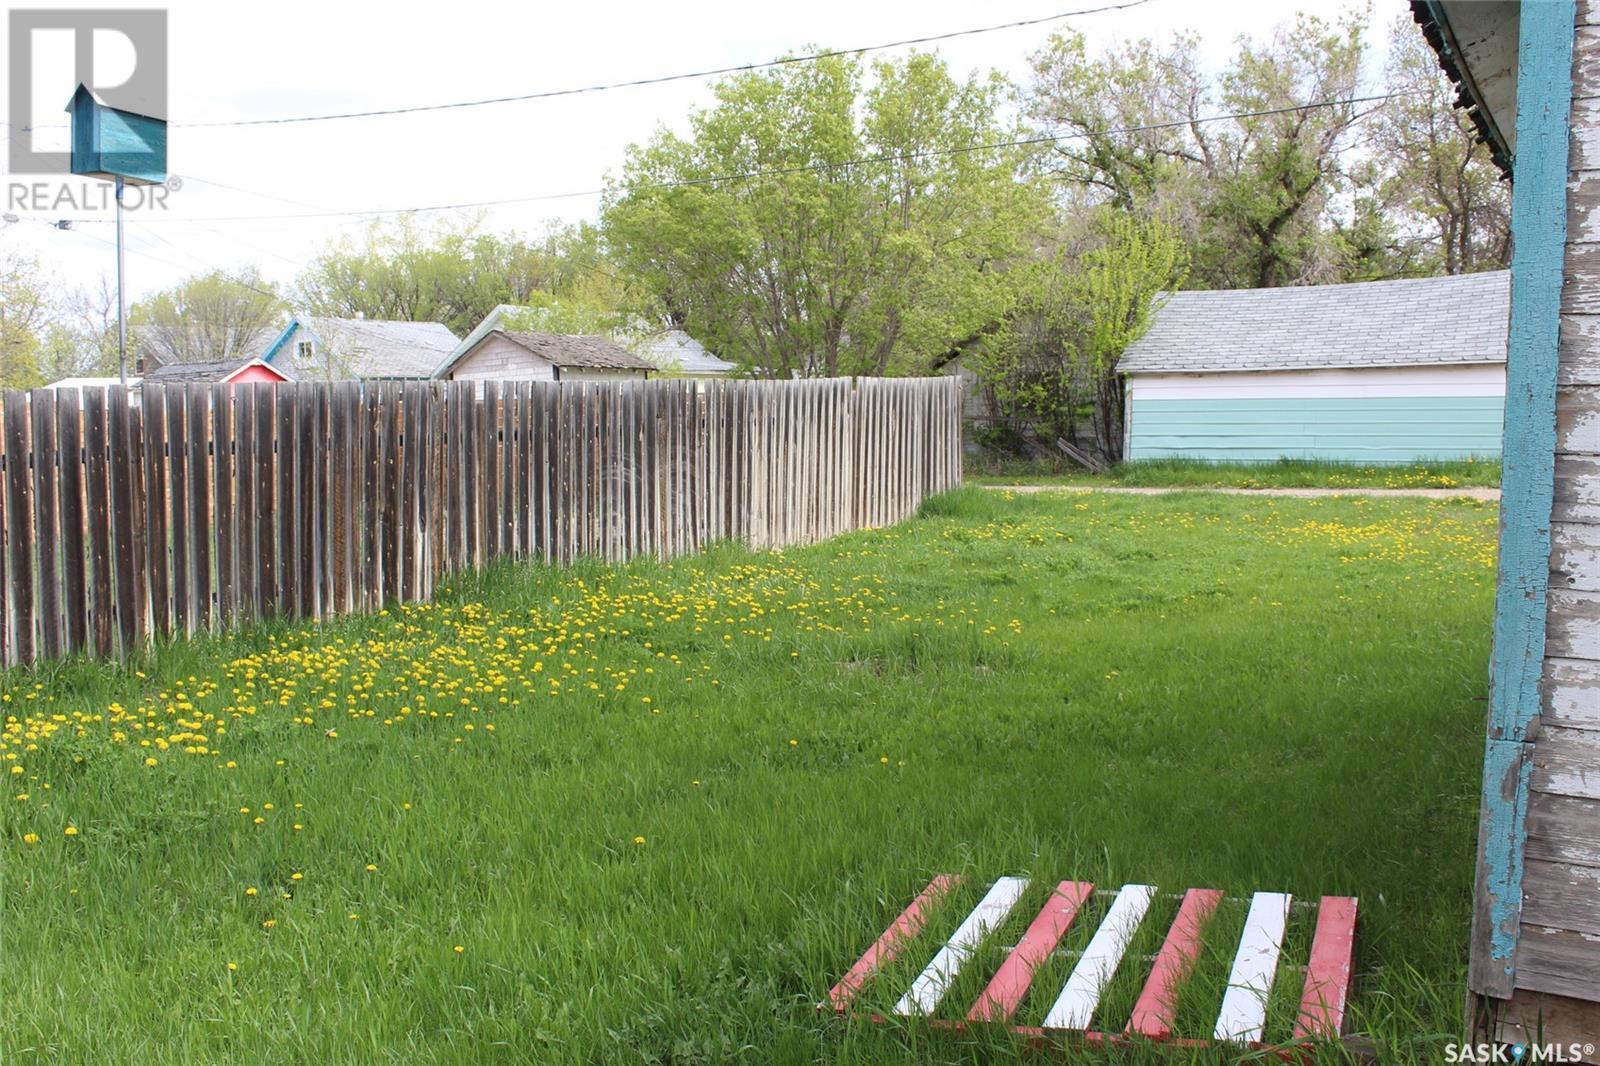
1120,271,1509,463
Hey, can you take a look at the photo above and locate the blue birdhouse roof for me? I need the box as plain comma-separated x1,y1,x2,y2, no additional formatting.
66,84,167,186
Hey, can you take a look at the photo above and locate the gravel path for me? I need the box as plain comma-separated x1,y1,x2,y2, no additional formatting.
981,484,1500,501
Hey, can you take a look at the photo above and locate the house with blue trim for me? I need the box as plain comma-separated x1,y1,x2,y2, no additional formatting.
1120,271,1510,464
1413,0,1600,1050
261,315,460,381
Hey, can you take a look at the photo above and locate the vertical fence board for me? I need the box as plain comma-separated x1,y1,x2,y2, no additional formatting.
143,387,171,640
234,386,256,621
255,385,277,620
186,384,212,632
56,391,87,655
30,390,61,660
360,384,380,610
108,387,139,653
4,392,35,664
210,385,235,629
400,381,420,602
83,388,114,658
276,384,298,619
0,401,7,666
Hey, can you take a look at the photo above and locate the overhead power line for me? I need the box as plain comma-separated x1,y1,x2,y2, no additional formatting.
47,91,1406,226
174,1,1153,128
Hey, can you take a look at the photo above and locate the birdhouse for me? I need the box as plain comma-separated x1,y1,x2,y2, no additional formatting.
66,84,167,186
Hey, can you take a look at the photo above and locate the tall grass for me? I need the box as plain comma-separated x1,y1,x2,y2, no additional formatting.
967,456,1502,490
0,487,1497,1063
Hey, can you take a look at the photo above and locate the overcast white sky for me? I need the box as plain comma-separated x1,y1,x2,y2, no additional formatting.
2,0,1387,303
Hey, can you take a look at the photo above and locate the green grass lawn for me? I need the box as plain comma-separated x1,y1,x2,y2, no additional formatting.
968,456,1502,490
1,488,1498,1064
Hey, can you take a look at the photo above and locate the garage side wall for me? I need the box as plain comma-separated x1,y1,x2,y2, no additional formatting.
1124,364,1507,462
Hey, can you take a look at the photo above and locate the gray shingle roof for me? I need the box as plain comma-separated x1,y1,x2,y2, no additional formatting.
293,317,461,379
142,360,260,383
1119,270,1510,375
498,331,656,372
630,329,735,375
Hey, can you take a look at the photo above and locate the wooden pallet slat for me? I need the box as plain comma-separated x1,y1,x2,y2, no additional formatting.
895,876,1030,1017
1043,883,1158,1031
1127,887,1225,1040
969,881,1094,1024
828,875,964,1012
1294,896,1358,1040
1214,891,1293,1044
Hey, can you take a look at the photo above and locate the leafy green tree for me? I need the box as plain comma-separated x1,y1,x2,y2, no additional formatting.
1197,12,1367,288
1363,12,1509,275
1025,12,1371,289
1024,30,1208,215
296,217,623,336
0,250,52,389
131,267,285,366
603,51,1044,377
976,210,1186,460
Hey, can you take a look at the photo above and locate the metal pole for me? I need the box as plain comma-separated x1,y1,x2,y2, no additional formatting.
115,176,128,386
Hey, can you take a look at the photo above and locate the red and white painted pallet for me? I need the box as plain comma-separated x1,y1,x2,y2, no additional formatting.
827,875,1357,1055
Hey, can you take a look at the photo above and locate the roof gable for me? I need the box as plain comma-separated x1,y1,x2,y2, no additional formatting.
266,315,460,379
1120,271,1511,375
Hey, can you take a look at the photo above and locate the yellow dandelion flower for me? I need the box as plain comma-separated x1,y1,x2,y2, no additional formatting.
453,945,465,954
22,832,39,845
365,864,378,872
633,836,646,845
63,825,78,836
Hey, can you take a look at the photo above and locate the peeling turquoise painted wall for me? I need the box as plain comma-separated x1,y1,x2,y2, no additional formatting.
1126,395,1505,462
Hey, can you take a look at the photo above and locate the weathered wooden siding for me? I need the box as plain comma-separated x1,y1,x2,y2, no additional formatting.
0,376,961,669
1505,0,1600,1024
448,332,558,383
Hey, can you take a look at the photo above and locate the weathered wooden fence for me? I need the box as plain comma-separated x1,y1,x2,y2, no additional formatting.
0,376,961,667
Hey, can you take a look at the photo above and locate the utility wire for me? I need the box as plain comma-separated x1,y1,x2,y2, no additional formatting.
175,1,1152,128
47,91,1406,225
